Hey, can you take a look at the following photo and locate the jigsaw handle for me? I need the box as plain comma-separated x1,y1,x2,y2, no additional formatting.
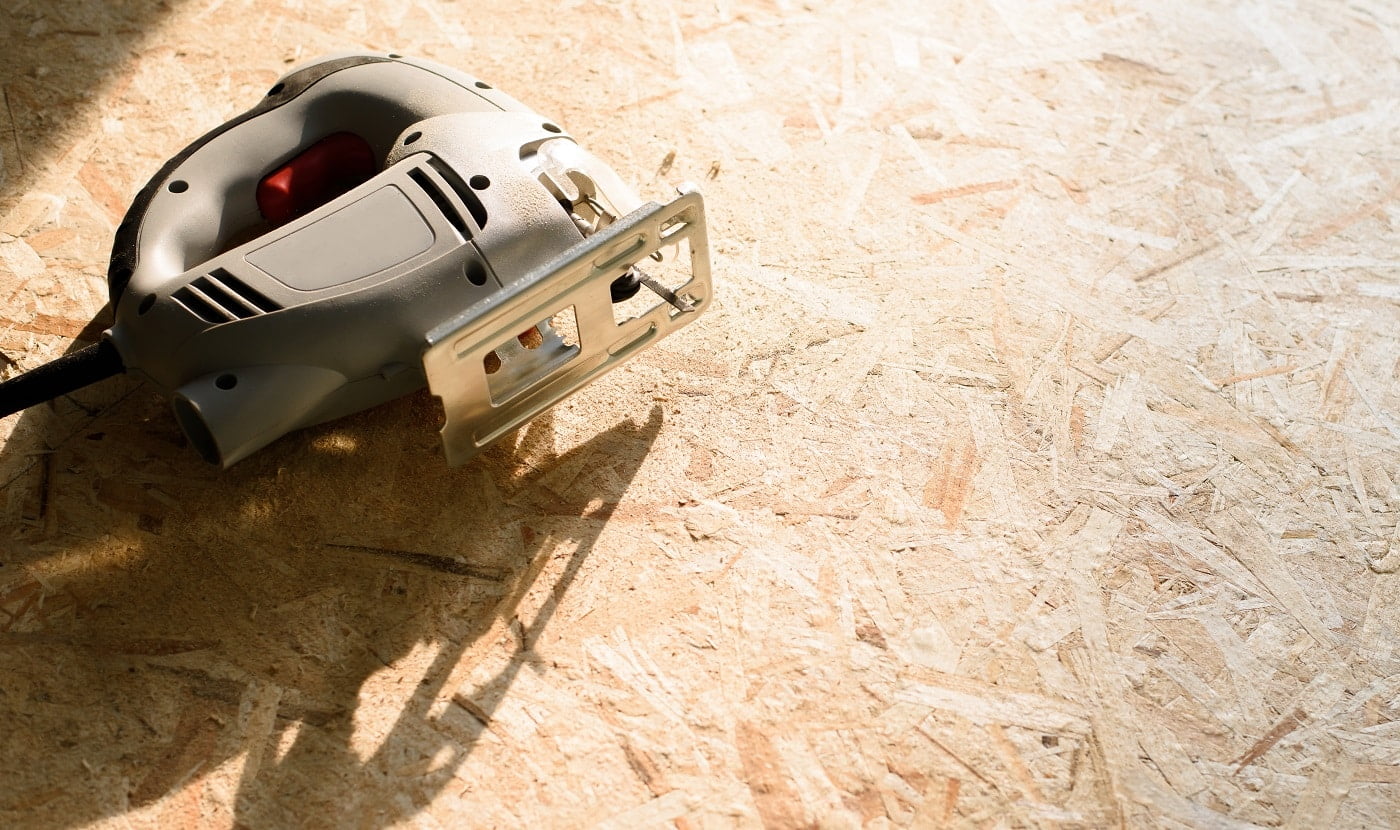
106,54,528,310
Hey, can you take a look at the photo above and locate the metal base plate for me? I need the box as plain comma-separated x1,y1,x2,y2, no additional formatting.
422,187,711,465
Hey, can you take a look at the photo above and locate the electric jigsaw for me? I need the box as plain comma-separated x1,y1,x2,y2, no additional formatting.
0,53,711,466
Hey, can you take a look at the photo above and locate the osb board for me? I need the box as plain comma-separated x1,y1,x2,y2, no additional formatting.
2,0,1399,827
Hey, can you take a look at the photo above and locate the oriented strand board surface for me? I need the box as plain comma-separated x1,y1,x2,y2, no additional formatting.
2,0,1399,827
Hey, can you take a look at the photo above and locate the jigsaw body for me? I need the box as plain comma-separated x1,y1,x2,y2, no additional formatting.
75,53,710,465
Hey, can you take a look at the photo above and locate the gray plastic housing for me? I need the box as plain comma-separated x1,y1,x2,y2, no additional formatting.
104,53,700,467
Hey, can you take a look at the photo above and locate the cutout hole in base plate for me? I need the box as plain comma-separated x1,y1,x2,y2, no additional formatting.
610,238,696,326
485,306,581,405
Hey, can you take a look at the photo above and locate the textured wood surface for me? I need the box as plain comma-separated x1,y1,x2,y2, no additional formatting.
3,0,1399,827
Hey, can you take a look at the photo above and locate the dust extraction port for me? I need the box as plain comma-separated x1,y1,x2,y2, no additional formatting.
172,396,220,464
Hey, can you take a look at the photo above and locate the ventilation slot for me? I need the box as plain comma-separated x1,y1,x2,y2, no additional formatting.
174,286,228,324
428,158,488,230
409,167,469,238
174,269,282,324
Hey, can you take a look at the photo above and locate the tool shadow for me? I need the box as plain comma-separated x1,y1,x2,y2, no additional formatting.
0,371,663,828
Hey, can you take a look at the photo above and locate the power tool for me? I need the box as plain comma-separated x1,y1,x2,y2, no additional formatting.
0,53,711,466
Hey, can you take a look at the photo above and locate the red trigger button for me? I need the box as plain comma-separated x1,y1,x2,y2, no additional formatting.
256,132,376,227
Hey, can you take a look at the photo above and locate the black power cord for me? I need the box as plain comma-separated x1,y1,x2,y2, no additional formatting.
0,340,125,419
